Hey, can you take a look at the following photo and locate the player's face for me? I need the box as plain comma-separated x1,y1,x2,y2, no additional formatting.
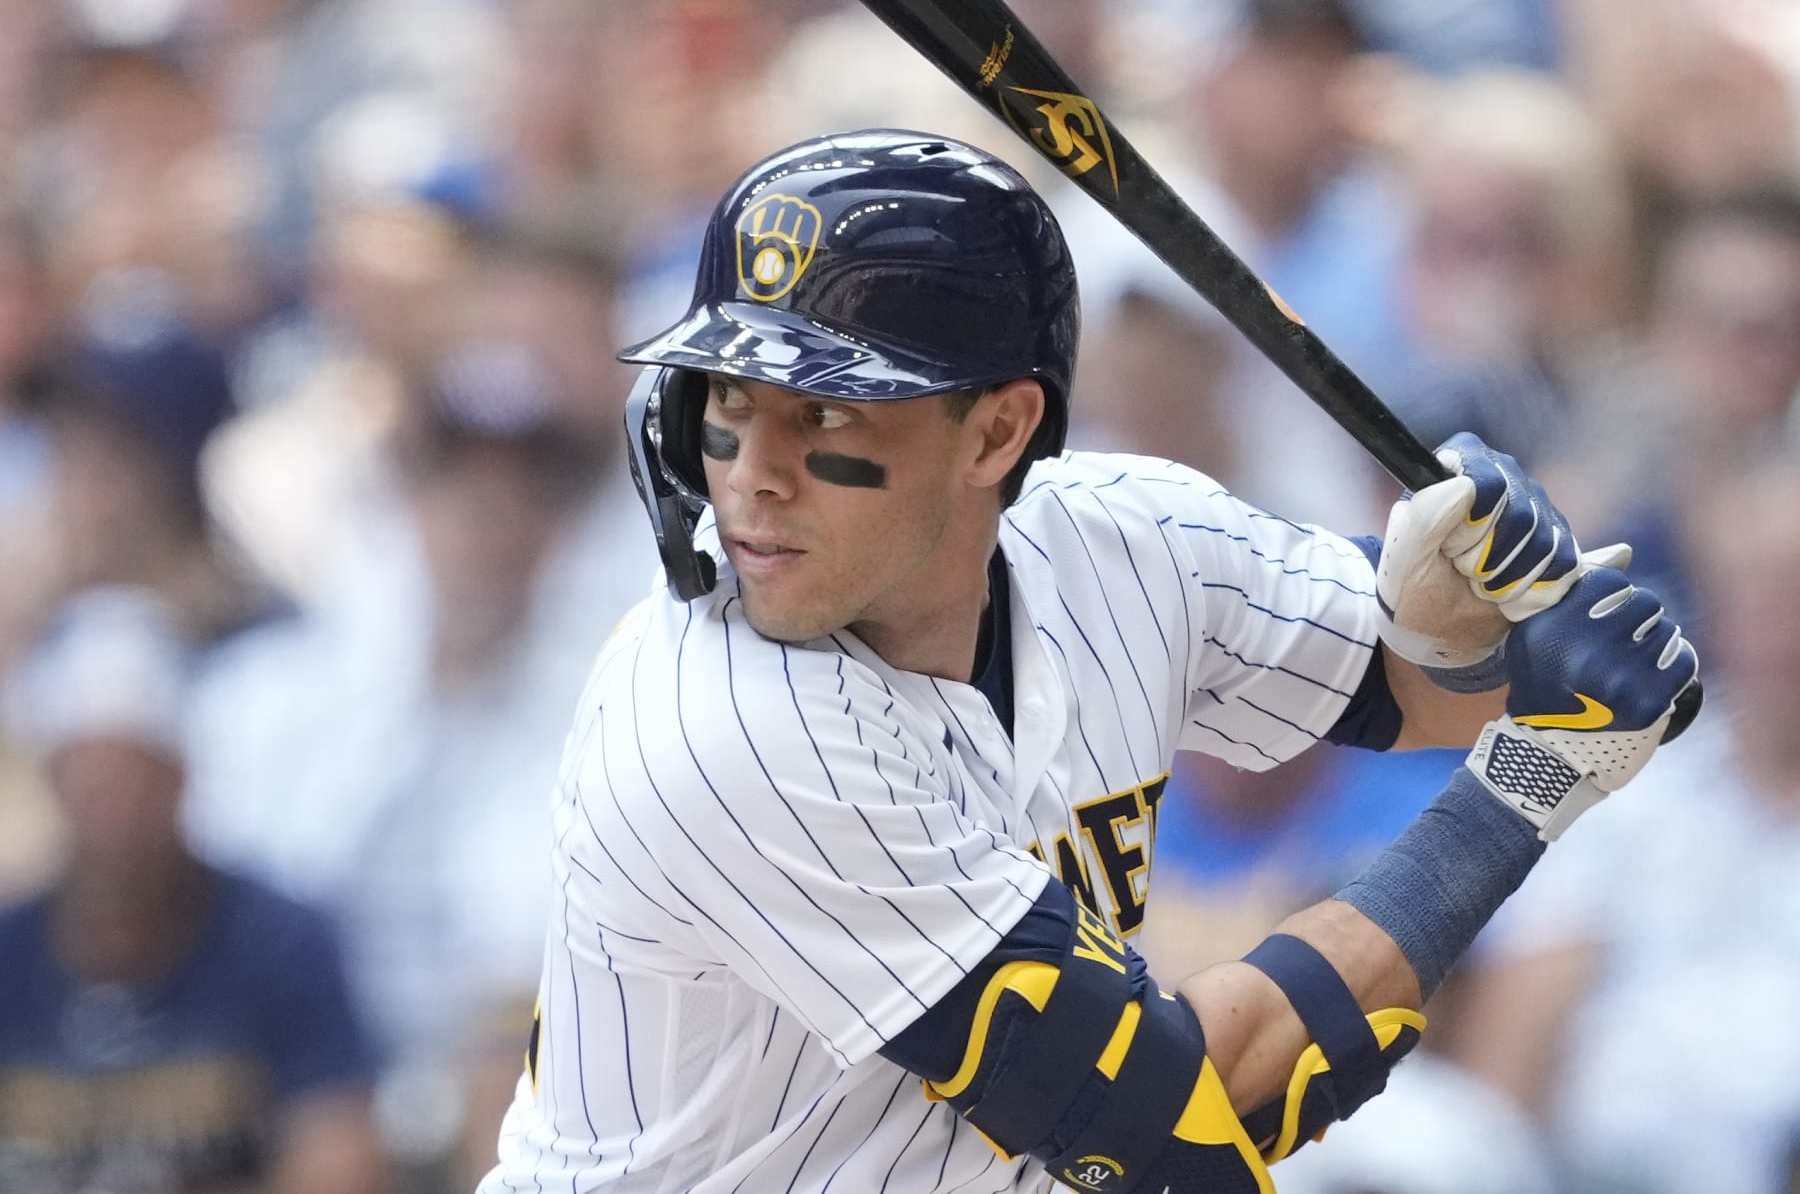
700,376,969,643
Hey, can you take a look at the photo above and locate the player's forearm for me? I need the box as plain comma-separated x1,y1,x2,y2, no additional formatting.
1385,646,1507,749
1176,898,1419,1114
1177,760,1550,1119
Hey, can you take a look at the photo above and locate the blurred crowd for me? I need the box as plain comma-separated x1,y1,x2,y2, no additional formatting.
0,0,1795,1191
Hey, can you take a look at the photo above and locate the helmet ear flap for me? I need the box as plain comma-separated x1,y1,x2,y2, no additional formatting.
657,369,712,500
624,367,717,601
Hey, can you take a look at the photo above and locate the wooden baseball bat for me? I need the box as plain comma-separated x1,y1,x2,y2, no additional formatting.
860,0,1443,490
858,0,1702,741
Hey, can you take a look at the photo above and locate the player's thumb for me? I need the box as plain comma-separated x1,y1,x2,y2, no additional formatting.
1580,542,1633,572
1498,542,1636,623
1402,474,1476,554
1377,473,1475,611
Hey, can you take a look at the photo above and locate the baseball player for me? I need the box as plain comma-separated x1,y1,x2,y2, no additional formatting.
479,130,1698,1193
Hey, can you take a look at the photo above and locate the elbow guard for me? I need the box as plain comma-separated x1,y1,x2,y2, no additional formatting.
885,882,1277,1193
1238,934,1426,1163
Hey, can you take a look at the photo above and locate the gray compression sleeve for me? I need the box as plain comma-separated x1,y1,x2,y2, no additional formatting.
1335,765,1545,1001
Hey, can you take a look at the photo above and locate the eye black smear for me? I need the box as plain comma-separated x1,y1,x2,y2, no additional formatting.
700,422,739,461
806,452,887,489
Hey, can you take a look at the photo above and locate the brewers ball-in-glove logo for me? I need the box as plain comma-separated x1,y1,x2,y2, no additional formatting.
736,192,823,302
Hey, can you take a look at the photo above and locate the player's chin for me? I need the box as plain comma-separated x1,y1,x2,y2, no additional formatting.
737,587,844,645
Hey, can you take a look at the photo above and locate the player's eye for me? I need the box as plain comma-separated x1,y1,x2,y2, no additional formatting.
711,381,751,414
809,404,852,430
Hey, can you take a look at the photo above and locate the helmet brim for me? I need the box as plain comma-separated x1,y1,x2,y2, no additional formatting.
618,302,995,401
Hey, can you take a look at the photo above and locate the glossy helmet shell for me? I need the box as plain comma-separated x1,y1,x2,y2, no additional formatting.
618,128,1079,498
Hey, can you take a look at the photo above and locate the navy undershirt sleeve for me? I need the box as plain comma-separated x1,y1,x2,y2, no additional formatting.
971,549,1015,740
1326,535,1403,751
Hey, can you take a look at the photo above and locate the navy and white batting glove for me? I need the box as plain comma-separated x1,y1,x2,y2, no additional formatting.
1467,567,1700,840
1377,432,1598,681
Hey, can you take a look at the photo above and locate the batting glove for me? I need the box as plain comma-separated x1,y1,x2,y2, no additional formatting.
1377,432,1592,675
1467,567,1700,840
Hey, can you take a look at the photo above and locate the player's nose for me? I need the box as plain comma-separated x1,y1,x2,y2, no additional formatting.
724,410,802,502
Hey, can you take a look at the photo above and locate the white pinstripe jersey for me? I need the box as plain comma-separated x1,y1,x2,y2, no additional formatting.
479,450,1379,1193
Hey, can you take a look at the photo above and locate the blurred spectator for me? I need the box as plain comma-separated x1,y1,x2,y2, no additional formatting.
193,0,505,286
185,305,659,1186
1565,0,1800,211
200,151,484,605
1454,458,1800,1194
1646,192,1800,440
0,587,382,1194
27,33,255,351
0,274,281,693
9,12,278,349
1066,0,1401,529
39,297,279,650
57,306,232,576
31,41,219,236
1542,188,1800,641
1378,67,1635,458
453,219,629,455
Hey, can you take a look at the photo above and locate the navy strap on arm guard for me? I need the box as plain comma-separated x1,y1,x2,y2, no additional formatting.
1245,935,1386,1111
1237,934,1425,1162
882,881,1277,1193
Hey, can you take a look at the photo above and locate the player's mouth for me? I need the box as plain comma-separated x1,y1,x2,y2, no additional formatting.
725,535,806,577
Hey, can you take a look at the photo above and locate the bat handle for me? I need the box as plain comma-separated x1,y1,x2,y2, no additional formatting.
1404,453,1455,493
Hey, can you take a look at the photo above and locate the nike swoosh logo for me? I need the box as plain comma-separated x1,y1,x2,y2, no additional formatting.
1516,693,1615,731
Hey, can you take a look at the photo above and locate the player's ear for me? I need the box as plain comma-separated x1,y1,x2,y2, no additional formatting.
961,379,1044,491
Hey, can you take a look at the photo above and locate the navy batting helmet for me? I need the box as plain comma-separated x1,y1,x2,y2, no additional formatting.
620,128,1080,599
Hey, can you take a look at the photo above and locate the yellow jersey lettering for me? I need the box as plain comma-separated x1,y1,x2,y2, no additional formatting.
1024,773,1172,939
1072,900,1127,973
1051,833,1100,914
1076,791,1150,936
1073,922,1128,974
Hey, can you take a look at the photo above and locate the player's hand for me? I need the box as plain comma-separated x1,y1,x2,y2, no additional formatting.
1466,567,1700,840
1376,432,1592,675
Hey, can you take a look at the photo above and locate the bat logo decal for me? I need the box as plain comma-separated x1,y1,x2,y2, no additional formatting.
978,27,1015,86
1003,86,1120,194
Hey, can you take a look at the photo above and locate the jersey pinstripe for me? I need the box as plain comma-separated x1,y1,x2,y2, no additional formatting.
479,450,1379,1192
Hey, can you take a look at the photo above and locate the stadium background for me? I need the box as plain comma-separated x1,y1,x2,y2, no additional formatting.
0,0,1797,1190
